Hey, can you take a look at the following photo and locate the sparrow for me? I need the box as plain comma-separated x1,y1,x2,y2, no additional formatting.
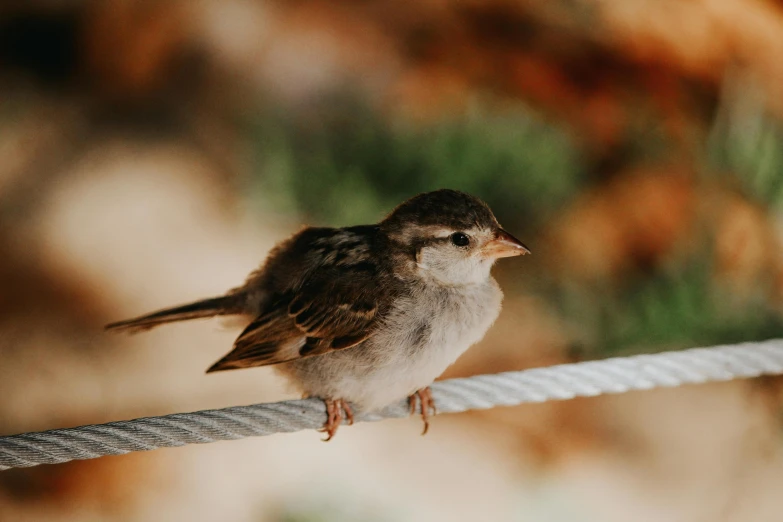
106,189,529,439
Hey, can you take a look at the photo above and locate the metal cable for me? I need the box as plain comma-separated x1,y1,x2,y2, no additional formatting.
3,339,783,470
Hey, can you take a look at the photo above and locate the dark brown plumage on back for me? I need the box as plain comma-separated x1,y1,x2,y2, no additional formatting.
206,225,403,372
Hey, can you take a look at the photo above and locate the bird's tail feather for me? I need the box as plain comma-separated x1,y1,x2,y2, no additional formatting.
105,295,244,333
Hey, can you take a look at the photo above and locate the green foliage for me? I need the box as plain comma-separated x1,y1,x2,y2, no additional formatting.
555,253,783,358
250,102,583,230
706,93,783,212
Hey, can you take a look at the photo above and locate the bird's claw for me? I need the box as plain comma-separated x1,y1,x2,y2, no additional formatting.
319,399,354,441
408,387,437,435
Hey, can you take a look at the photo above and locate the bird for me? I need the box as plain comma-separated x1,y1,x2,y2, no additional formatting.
106,189,529,439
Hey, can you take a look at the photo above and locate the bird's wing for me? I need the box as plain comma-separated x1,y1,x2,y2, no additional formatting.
207,227,396,372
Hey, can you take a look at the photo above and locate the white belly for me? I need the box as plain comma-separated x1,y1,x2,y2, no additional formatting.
283,278,503,411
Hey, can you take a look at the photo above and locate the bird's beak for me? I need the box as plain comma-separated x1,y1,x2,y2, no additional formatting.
481,229,531,259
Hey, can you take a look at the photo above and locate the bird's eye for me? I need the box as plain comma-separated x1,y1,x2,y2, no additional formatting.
450,232,470,247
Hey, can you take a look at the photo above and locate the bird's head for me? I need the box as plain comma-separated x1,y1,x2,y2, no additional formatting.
380,189,529,286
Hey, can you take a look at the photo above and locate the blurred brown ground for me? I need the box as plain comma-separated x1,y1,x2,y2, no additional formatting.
2,1,783,521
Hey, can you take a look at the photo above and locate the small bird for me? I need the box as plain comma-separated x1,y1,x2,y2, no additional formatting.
106,189,529,439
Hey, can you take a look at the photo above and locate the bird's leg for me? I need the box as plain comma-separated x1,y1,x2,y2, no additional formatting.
320,399,341,441
408,387,437,435
319,398,354,441
342,401,355,425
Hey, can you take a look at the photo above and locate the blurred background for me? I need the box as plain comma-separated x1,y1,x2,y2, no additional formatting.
2,0,783,520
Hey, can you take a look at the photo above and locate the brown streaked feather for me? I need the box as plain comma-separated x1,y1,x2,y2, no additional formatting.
206,335,306,372
206,226,401,373
207,310,301,371
105,295,245,333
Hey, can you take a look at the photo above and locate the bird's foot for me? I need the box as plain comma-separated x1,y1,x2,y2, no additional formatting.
318,398,354,441
408,387,437,435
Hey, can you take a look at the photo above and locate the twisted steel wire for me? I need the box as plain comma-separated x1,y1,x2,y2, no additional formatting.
3,339,783,470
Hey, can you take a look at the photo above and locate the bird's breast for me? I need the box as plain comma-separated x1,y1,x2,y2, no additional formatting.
391,278,502,356
354,278,502,409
